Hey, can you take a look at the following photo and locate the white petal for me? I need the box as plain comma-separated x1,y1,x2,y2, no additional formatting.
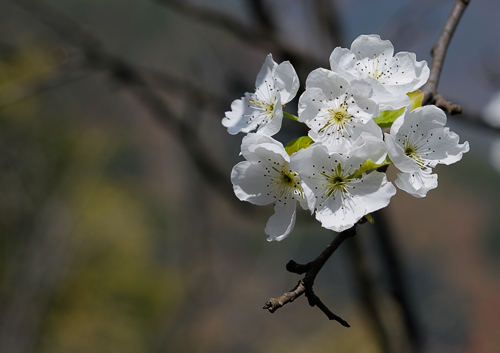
298,87,327,122
305,68,349,95
255,54,277,88
265,200,297,242
315,194,359,232
483,91,500,128
291,142,396,232
349,132,387,166
240,133,289,162
256,94,283,136
418,127,469,167
231,162,275,205
291,143,341,203
372,83,411,111
275,61,300,104
222,95,256,135
349,172,397,214
384,132,421,173
489,138,500,173
347,79,380,121
383,52,429,93
329,47,358,80
329,35,429,111
298,181,316,213
315,172,396,232
350,34,394,60
395,171,438,198
388,106,469,169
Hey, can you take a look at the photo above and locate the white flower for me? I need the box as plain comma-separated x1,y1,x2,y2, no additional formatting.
291,133,396,232
222,54,300,136
384,105,469,197
329,34,429,111
482,91,500,128
231,134,313,241
298,68,381,148
489,139,500,174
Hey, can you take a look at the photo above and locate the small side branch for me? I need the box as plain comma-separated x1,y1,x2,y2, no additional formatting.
263,226,358,327
422,0,470,112
263,281,306,313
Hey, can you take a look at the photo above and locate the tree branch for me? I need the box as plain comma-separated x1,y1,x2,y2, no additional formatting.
422,0,470,113
263,226,358,327
346,234,392,353
372,209,423,352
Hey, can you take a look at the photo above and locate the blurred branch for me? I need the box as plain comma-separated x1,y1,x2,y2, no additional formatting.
263,225,358,327
154,0,324,68
372,209,423,353
346,235,392,353
0,71,90,109
143,68,230,113
313,0,344,47
11,0,239,206
246,0,275,32
422,0,470,114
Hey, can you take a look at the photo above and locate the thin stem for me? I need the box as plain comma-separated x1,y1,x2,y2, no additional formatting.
283,111,299,121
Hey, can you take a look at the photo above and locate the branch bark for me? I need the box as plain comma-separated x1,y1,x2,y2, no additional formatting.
263,225,358,327
422,0,470,113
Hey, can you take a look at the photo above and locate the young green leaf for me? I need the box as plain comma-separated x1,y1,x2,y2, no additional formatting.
373,107,405,128
348,156,392,179
408,90,424,111
285,136,314,156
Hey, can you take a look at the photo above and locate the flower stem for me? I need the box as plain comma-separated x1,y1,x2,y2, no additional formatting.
283,112,299,121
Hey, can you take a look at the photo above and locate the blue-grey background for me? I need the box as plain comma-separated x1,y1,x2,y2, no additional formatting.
0,1,499,353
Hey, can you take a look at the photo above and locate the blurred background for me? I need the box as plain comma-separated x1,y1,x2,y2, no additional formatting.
0,0,499,352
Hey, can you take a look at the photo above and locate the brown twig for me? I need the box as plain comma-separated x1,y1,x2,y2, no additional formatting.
422,0,470,113
263,226,358,327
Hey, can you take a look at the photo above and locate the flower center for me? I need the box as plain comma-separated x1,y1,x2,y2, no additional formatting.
269,167,303,200
322,164,349,197
281,172,293,184
250,98,274,113
357,58,386,84
371,60,383,81
320,105,351,132
403,140,425,168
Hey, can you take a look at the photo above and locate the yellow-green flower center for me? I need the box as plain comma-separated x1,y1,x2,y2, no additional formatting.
320,105,351,132
250,99,274,113
322,164,350,197
404,140,425,168
269,166,303,200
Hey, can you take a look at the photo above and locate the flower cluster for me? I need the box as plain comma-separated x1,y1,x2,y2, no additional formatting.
223,35,469,241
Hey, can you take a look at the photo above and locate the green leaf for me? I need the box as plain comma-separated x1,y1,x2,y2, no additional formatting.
408,90,424,111
373,90,424,128
373,107,405,129
348,156,392,179
285,136,314,156
364,213,375,224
